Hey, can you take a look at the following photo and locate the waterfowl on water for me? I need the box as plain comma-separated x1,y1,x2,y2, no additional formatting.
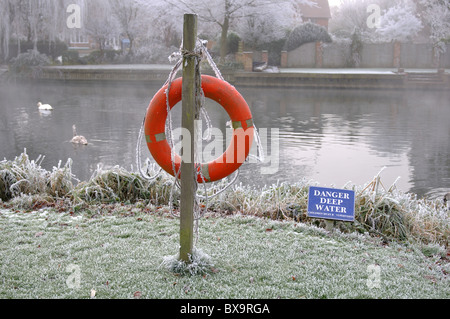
71,125,88,145
37,102,53,110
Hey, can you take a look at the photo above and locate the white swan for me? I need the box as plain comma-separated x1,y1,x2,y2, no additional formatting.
71,125,88,145
37,102,53,110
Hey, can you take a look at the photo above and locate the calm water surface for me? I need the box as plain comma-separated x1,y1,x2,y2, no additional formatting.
0,80,448,198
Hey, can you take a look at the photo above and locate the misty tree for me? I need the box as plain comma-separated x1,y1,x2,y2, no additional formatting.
236,0,316,49
84,0,120,55
132,1,182,63
285,21,332,51
0,0,45,60
0,0,77,62
16,1,66,50
328,0,391,41
329,0,374,40
416,0,450,60
166,0,317,63
110,0,141,57
0,0,13,61
376,1,423,43
136,1,180,47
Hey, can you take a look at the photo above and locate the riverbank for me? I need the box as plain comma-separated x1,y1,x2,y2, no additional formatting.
1,150,448,299
28,64,450,90
1,150,448,247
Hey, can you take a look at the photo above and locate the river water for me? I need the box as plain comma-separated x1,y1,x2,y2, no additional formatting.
0,79,448,199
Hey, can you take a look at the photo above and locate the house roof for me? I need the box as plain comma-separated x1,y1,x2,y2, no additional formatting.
299,0,331,19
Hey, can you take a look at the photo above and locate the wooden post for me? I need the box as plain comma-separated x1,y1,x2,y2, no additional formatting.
243,52,253,71
280,51,288,68
393,41,401,68
315,42,323,68
179,14,198,263
261,50,268,64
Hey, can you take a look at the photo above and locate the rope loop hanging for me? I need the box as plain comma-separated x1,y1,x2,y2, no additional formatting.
136,38,265,231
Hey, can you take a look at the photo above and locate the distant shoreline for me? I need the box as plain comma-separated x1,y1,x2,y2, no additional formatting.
12,64,450,90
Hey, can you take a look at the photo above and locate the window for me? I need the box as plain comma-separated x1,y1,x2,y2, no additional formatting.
69,30,89,44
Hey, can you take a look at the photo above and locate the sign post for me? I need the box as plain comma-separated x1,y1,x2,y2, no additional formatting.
179,14,198,263
307,186,356,223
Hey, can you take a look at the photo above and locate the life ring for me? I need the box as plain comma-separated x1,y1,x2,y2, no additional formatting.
144,75,254,183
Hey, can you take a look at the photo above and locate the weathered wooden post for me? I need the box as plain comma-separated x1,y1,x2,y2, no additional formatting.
179,13,198,263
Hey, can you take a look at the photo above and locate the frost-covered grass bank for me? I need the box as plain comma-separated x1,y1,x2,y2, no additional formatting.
1,150,448,247
0,209,449,299
0,151,449,298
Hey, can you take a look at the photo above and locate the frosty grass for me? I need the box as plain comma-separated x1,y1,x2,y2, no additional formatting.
0,208,448,299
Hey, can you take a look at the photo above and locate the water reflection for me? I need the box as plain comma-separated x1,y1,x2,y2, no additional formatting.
0,80,448,198
239,87,449,198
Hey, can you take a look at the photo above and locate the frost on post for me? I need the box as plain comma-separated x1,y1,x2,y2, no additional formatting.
160,248,214,276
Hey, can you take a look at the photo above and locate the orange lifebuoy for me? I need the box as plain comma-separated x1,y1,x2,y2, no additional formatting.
144,75,254,183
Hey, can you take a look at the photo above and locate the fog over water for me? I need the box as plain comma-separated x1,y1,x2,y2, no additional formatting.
0,80,448,199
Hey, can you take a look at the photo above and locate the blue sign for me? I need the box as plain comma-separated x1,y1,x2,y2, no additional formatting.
307,186,355,222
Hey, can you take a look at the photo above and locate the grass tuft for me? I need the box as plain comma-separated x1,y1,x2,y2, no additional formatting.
0,150,74,201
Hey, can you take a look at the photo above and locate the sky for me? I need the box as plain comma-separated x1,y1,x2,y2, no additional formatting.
327,0,342,7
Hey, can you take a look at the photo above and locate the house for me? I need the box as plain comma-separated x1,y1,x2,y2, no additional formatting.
67,29,120,57
68,29,96,57
297,0,332,30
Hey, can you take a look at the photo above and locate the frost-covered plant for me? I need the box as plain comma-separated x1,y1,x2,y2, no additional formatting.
202,171,449,247
204,179,314,220
376,2,423,43
351,175,449,246
349,29,363,67
9,50,51,77
71,163,178,205
8,194,55,211
285,22,332,51
236,4,291,49
73,164,149,203
418,0,450,60
0,149,74,201
329,0,391,42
